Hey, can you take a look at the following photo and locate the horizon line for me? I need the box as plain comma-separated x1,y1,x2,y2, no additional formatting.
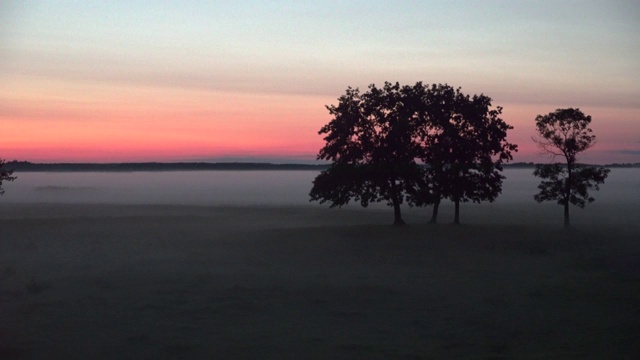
5,160,639,169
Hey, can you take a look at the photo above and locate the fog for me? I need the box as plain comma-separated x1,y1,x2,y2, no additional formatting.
2,169,638,357
1,168,638,206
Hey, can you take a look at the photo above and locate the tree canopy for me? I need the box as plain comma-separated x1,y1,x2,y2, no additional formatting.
411,84,517,224
532,108,609,226
310,82,517,225
309,82,424,225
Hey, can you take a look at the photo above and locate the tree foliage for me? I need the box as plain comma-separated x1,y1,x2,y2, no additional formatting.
533,108,596,162
310,82,517,225
411,84,517,224
532,108,609,226
0,158,17,196
309,82,424,225
533,164,609,207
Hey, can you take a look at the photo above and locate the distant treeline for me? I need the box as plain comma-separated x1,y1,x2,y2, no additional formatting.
505,162,640,168
5,161,329,172
4,161,639,172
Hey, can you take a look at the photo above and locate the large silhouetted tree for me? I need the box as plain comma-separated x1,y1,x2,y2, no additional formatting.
0,159,16,196
532,108,609,227
309,82,424,225
411,84,517,224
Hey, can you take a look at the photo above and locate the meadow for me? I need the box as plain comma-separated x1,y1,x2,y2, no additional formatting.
0,169,638,358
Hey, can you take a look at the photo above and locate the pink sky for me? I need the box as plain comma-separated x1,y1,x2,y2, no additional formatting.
1,1,638,164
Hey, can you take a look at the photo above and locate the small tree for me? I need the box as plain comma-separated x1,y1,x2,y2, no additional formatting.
0,159,17,195
532,108,610,227
309,82,424,225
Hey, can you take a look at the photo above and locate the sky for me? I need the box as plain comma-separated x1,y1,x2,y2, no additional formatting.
1,0,639,164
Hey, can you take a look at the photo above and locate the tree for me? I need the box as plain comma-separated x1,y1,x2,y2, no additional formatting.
0,158,17,196
532,108,610,227
410,84,463,223
309,82,424,225
411,84,517,224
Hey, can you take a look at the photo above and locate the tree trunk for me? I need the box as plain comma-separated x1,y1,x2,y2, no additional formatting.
430,198,440,224
393,200,405,226
564,159,573,228
453,199,460,225
390,176,405,226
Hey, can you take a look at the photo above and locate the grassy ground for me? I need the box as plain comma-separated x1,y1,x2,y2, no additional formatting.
0,204,638,359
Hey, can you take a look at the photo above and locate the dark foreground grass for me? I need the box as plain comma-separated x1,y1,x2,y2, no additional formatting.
0,204,638,359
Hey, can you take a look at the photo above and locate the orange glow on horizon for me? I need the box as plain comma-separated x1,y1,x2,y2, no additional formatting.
2,77,638,164
2,78,331,162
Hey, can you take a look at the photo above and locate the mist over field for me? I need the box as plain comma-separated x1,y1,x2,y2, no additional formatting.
2,168,638,205
1,169,639,358
1,168,638,225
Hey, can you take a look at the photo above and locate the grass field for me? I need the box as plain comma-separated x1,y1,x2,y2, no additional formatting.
1,203,638,359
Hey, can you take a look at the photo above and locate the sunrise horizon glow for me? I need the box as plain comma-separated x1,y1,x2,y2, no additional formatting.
2,1,639,165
